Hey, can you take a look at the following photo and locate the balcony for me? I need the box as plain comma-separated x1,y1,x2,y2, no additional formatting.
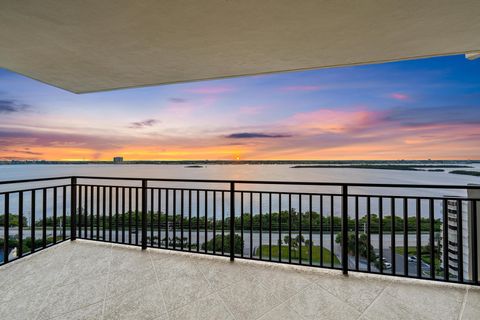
0,240,478,320
1,176,479,319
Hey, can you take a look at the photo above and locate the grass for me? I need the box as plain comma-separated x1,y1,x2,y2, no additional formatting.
256,245,340,265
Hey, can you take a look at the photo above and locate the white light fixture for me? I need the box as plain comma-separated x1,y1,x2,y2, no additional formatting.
465,52,480,60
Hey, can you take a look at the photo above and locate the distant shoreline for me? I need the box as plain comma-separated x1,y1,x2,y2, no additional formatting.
1,160,479,166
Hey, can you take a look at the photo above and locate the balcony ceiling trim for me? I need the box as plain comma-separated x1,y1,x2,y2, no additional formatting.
0,0,479,93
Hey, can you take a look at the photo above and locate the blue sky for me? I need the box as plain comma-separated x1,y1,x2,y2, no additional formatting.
0,54,479,160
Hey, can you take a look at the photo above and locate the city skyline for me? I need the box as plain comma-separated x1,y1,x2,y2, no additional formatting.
1,55,479,161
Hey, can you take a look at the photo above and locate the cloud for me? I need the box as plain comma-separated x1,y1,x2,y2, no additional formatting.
226,132,292,139
0,99,30,113
382,105,480,127
185,86,233,95
169,97,187,103
390,93,409,101
129,119,159,129
281,85,324,92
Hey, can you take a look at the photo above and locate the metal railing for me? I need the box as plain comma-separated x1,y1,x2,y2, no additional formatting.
0,176,479,286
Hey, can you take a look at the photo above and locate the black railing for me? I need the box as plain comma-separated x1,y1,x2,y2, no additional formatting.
0,176,479,286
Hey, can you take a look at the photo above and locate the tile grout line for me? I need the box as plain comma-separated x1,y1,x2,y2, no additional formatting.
356,280,393,319
194,261,238,320
33,243,78,320
148,249,170,319
458,287,469,320
100,244,113,320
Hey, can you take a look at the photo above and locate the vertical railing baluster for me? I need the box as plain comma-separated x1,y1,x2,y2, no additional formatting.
3,193,9,263
355,196,359,270
341,185,348,275
181,189,184,251
278,193,281,262
204,191,207,254
367,196,371,273
259,193,263,260
221,191,224,255
31,190,35,252
212,191,216,254
241,191,244,258
53,188,58,243
115,187,119,243
309,194,312,266
150,188,154,247
96,186,100,241
196,190,200,252
135,188,139,245
320,195,323,267
18,191,23,257
90,186,94,239
166,189,169,249
84,186,88,239
330,195,334,269
230,182,235,261
269,193,273,262
429,198,435,279
42,188,47,248
391,197,396,275
128,188,132,245
141,180,147,250
76,186,80,239
416,198,421,278
158,189,162,248
250,192,253,258
379,197,383,274
102,187,106,241
109,186,113,242
122,187,125,244
70,180,76,241
403,198,408,276
61,186,66,240
299,194,302,264
288,193,292,264
188,189,192,251
173,189,177,249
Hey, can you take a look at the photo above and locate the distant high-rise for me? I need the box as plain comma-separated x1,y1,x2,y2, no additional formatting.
440,186,480,281
113,157,124,163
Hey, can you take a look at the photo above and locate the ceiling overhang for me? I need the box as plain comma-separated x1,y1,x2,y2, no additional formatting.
1,0,479,93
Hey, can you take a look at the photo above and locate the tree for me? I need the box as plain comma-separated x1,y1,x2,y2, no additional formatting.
336,232,377,262
201,234,244,254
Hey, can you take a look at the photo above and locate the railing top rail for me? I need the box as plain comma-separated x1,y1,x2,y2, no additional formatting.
0,176,71,185
0,175,479,189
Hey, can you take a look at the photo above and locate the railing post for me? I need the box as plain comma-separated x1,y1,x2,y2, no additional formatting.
230,182,235,261
70,177,77,241
342,185,349,275
141,179,148,250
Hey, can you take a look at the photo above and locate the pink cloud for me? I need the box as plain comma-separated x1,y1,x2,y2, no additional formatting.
281,85,324,92
185,86,234,95
390,93,409,101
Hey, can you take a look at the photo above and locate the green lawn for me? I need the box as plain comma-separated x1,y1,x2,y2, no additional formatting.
256,245,340,265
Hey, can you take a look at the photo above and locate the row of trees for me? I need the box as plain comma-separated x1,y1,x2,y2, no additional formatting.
1,209,442,232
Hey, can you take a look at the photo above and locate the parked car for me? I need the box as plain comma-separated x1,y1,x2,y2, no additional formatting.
408,256,417,263
383,262,392,269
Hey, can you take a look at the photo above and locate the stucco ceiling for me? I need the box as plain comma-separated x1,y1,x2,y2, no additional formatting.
0,0,479,93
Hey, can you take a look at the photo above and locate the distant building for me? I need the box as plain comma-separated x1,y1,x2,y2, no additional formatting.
113,157,124,163
440,186,480,281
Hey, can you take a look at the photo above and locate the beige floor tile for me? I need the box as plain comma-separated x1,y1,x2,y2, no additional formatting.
286,283,360,320
50,301,103,320
258,303,304,320
169,293,234,320
316,275,388,312
218,277,281,320
460,288,480,320
103,283,167,320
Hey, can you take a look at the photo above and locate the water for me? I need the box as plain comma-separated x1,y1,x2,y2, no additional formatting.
1,164,479,270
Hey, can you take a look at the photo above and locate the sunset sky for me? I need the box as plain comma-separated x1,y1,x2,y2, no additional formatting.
0,55,479,161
